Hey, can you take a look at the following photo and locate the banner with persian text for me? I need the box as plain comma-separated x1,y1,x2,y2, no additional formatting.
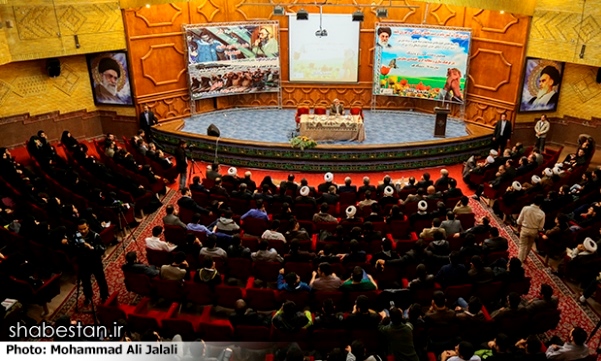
184,22,281,100
373,25,471,104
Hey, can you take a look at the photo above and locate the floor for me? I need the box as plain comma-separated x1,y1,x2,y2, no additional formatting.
181,109,469,145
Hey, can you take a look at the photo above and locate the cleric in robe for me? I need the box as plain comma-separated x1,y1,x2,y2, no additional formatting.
90,54,133,105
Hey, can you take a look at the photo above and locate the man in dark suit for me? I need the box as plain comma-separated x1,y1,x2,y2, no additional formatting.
317,185,339,205
174,140,188,190
492,113,512,153
358,176,376,194
177,187,209,215
338,177,357,194
139,105,158,136
482,227,508,253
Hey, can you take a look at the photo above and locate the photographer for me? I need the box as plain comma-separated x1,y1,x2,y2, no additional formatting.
73,219,109,304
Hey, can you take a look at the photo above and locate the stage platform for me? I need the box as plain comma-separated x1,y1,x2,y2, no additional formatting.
152,108,493,172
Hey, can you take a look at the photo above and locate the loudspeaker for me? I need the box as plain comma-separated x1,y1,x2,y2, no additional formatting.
47,58,61,78
597,68,601,84
207,124,221,137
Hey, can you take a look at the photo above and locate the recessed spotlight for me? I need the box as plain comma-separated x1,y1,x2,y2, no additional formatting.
500,10,505,14
273,6,285,16
145,4,150,8
376,8,388,18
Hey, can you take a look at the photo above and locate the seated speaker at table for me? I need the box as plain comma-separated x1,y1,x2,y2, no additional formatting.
329,98,345,116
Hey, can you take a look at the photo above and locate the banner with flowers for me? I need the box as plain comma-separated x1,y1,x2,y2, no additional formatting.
373,24,471,104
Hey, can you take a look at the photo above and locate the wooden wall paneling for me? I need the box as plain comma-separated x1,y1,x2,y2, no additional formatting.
466,40,523,103
128,35,188,97
464,9,529,44
279,26,289,82
425,3,466,27
188,0,228,24
139,91,191,121
464,99,514,128
124,3,189,37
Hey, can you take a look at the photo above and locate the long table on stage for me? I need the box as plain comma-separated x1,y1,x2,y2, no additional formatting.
299,114,365,142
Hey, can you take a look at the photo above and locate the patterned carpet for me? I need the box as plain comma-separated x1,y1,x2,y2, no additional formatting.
181,109,469,145
50,188,601,347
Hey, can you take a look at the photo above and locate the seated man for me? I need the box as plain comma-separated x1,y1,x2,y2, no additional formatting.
340,266,378,291
261,219,286,242
229,299,267,327
251,239,284,262
277,269,311,291
199,234,227,259
241,198,269,221
441,211,463,237
491,292,524,320
187,213,214,234
194,255,221,287
163,205,187,229
545,327,590,360
425,291,456,326
160,252,188,281
313,202,338,223
338,177,357,194
420,217,447,240
317,185,340,205
310,262,343,291
453,196,473,215
122,251,159,277
524,283,558,314
177,187,210,215
330,98,344,116
145,225,177,252
482,227,508,253
345,295,382,329
272,300,312,332
467,255,494,284
441,341,477,361
435,251,468,287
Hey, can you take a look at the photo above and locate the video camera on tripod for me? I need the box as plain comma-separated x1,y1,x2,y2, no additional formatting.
106,199,131,211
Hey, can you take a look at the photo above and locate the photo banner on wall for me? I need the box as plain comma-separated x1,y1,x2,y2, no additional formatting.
519,58,564,113
373,24,471,104
183,21,281,100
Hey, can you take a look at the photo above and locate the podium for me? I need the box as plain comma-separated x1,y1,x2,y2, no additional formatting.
434,107,450,138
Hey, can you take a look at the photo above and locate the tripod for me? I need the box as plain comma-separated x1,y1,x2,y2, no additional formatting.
115,205,141,255
188,157,203,182
73,267,98,325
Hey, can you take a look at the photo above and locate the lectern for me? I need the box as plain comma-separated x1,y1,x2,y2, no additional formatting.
434,107,450,138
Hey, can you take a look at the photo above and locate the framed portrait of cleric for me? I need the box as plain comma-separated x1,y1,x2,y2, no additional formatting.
86,51,133,106
519,58,564,113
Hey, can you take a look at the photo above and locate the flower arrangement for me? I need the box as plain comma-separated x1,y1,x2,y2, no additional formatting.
290,135,317,150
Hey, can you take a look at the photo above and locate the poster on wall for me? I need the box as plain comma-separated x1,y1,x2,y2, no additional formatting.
519,58,564,112
373,24,471,104
86,51,133,106
183,21,281,100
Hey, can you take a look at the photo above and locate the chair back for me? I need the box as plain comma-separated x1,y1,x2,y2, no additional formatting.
146,248,173,267
164,225,187,245
252,261,283,282
246,288,278,311
123,272,153,296
183,281,215,305
242,217,269,237
152,278,184,302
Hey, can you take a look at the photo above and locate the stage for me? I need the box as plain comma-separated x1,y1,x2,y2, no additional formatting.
152,108,493,172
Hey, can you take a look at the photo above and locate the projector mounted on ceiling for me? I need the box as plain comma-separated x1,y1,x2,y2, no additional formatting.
315,29,328,37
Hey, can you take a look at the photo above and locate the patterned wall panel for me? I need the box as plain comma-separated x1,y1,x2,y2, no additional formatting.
188,0,227,24
124,3,189,37
128,35,188,97
2,1,125,61
554,62,601,120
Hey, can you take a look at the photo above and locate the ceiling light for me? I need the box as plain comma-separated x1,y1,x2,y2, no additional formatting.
273,6,285,16
500,10,505,14
352,10,364,22
296,8,308,20
376,8,388,18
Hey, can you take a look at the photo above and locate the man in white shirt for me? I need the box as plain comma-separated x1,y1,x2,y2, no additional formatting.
145,226,177,252
516,195,545,262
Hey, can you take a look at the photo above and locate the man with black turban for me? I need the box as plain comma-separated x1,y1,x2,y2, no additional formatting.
529,65,561,109
94,57,122,103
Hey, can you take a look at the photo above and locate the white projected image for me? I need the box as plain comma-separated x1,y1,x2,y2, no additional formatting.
289,14,359,83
